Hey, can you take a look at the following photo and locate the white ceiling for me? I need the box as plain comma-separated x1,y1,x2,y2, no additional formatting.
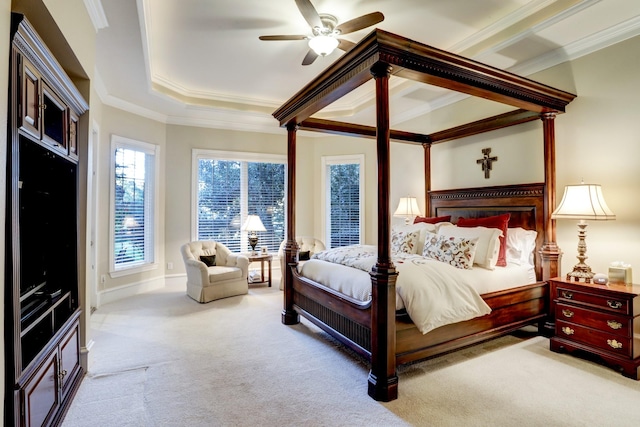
92,0,640,136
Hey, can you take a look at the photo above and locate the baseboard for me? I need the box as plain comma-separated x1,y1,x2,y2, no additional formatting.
80,339,95,372
97,276,166,306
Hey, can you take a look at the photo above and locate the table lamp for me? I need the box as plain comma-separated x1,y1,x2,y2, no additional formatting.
242,215,266,254
394,196,421,225
551,182,615,282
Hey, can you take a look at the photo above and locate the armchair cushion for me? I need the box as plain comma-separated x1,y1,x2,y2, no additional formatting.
199,254,216,266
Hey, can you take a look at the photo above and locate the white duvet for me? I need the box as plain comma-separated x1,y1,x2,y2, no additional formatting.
307,245,493,334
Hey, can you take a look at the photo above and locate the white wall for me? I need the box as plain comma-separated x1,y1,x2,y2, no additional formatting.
164,125,287,277
403,35,640,279
538,35,640,278
96,105,167,301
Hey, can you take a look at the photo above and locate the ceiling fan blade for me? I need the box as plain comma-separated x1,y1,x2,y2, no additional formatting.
335,12,384,35
295,0,322,29
302,49,318,66
337,39,356,52
259,35,308,41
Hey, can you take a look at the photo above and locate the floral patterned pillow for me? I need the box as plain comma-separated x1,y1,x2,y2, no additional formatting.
391,230,421,255
422,231,478,269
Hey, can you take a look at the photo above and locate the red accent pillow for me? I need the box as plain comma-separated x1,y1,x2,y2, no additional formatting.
413,215,451,224
457,213,510,267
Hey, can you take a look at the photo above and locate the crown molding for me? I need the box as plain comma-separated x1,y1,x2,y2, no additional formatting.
83,0,109,32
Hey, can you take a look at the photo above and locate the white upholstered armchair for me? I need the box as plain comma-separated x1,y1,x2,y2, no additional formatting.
278,236,326,290
181,241,249,303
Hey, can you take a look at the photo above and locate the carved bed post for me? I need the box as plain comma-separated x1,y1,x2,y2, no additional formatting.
424,143,431,215
367,62,399,402
540,112,561,281
540,112,561,337
282,123,300,325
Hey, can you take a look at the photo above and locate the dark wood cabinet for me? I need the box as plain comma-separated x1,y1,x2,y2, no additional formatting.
5,14,89,426
550,278,640,379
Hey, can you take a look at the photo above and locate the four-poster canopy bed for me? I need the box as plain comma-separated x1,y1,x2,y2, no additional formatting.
273,29,576,401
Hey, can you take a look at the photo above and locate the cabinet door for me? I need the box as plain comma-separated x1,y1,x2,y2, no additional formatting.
41,82,68,154
20,59,41,139
21,349,59,427
59,323,81,399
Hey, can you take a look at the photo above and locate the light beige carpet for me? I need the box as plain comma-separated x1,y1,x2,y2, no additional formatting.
62,278,640,427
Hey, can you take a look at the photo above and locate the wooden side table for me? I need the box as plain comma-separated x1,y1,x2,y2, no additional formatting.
246,253,273,287
549,277,640,379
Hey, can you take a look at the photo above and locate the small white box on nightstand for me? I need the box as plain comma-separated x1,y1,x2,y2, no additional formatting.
608,266,632,284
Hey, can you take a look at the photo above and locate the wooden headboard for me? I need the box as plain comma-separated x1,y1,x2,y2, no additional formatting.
429,183,545,280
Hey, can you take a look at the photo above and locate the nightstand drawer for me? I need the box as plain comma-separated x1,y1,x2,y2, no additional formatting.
556,320,633,358
556,286,630,315
556,303,631,337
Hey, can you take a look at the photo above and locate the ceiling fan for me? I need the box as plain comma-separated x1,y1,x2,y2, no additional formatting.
259,0,384,65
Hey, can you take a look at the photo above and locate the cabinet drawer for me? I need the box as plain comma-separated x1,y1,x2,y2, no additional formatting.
556,303,631,337
556,320,632,358
556,286,630,315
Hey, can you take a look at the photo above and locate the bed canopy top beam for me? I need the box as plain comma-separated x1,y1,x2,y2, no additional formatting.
299,117,430,144
299,109,542,146
273,29,576,129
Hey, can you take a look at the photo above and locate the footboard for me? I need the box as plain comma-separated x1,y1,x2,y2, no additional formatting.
291,268,373,359
395,281,548,364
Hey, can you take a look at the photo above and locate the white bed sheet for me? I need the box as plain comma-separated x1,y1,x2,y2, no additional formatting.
298,249,536,334
299,258,535,304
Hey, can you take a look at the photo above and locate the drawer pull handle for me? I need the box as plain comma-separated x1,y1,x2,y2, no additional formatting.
561,291,573,299
607,320,623,330
607,300,623,309
562,309,574,318
561,326,574,335
607,339,623,349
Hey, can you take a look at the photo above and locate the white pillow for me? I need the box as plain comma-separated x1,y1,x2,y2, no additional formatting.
422,231,478,270
392,222,436,254
437,225,502,270
506,227,538,266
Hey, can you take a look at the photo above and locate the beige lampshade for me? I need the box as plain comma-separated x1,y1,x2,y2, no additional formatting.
552,184,615,220
394,197,421,218
241,215,266,232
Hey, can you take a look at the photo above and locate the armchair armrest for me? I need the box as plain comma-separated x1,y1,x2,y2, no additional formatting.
226,253,249,279
185,258,209,286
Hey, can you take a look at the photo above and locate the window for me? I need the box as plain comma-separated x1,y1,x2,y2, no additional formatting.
321,155,364,248
194,150,286,253
110,135,159,275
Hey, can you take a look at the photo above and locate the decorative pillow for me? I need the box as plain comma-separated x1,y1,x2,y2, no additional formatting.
437,225,501,270
506,227,538,266
200,254,216,267
391,230,421,255
392,223,436,254
414,215,452,225
299,250,311,261
457,214,510,267
422,231,478,270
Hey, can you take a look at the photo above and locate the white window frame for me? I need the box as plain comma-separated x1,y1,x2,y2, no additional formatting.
191,149,287,250
321,154,365,248
109,135,160,277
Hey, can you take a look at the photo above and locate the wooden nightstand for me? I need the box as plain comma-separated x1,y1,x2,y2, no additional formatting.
246,253,273,287
550,277,640,379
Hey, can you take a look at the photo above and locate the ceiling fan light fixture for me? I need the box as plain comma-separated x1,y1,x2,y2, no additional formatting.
308,35,339,56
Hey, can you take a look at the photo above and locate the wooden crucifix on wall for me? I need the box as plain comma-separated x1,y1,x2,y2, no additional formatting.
477,148,498,179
